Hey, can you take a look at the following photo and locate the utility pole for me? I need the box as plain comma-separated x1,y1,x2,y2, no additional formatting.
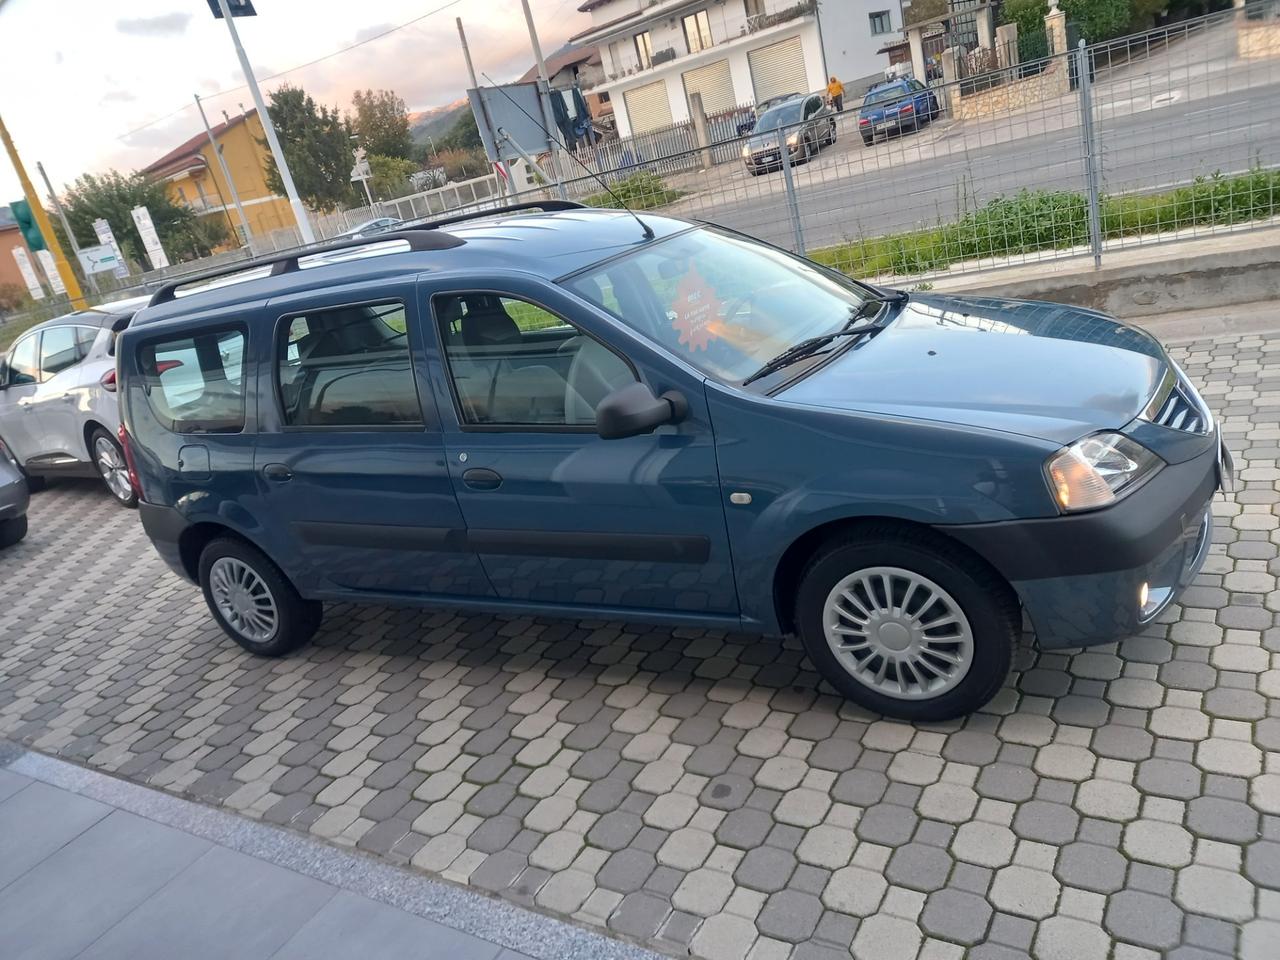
212,0,315,243
36,161,97,296
519,0,567,199
0,114,86,309
195,94,252,250
457,17,509,197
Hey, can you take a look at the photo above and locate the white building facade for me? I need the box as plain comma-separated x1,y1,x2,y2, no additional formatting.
573,0,903,138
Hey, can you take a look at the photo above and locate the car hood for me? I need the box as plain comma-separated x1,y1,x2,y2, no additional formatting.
778,294,1166,446
747,132,783,151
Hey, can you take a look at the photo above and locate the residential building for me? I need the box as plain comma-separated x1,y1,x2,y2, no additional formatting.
142,109,293,248
0,217,33,296
518,43,613,119
570,0,900,138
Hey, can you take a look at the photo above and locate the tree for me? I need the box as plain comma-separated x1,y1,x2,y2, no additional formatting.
261,85,356,213
56,170,227,268
367,154,417,199
350,89,413,160
437,109,482,152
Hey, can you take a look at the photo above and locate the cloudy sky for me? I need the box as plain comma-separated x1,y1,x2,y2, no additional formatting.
0,0,591,202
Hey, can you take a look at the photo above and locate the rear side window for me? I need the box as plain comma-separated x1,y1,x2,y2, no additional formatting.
275,301,422,427
39,325,97,378
5,334,38,385
139,328,246,433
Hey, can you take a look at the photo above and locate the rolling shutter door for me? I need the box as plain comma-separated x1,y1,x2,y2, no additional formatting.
748,35,808,104
682,59,735,117
623,80,673,134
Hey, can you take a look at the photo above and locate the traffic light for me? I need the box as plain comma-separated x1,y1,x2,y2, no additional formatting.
9,199,45,251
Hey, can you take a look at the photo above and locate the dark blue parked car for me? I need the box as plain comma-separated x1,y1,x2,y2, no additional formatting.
858,79,940,145
116,202,1229,720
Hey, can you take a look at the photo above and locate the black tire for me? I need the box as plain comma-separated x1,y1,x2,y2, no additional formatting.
198,536,322,656
89,427,137,508
826,120,837,145
0,514,27,548
794,526,1019,721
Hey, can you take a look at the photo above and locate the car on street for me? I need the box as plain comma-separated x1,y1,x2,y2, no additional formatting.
0,437,29,547
0,295,151,507
118,201,1228,720
858,78,940,145
334,217,404,239
742,93,837,174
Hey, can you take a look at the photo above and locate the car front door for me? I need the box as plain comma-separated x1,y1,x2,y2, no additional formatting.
423,276,739,619
32,323,100,462
0,332,45,464
252,280,494,600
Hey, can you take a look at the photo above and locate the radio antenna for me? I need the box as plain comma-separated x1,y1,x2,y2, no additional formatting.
480,73,655,241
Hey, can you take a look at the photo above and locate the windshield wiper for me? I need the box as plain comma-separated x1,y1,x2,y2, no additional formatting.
742,292,906,387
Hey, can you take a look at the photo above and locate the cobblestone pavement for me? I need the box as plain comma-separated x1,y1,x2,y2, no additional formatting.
2,331,1279,960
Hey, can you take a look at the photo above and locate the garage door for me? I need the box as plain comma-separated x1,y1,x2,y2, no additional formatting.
682,59,736,118
748,35,808,105
623,80,673,134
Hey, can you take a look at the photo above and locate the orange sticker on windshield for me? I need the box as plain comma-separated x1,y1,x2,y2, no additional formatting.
671,268,723,352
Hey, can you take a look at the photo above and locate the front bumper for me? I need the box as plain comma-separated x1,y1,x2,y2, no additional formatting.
945,436,1226,648
744,145,801,171
0,475,28,521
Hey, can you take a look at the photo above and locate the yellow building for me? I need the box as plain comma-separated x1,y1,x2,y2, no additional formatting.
142,109,295,248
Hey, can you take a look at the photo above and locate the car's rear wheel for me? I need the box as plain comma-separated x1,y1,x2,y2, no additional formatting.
826,120,837,145
90,427,136,507
0,515,27,548
198,537,322,657
795,528,1018,721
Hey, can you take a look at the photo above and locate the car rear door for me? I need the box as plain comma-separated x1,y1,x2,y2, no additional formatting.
33,323,102,462
252,278,493,599
0,332,47,464
421,274,739,619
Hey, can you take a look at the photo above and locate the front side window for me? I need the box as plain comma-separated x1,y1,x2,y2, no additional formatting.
39,325,97,378
276,301,422,427
5,334,39,386
635,31,653,69
435,293,634,427
139,328,246,433
683,10,713,54
870,10,893,35
564,227,872,383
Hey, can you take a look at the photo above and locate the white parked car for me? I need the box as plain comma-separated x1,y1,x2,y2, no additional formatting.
0,295,151,506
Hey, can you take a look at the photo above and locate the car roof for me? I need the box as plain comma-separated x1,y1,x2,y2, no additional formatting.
130,207,693,329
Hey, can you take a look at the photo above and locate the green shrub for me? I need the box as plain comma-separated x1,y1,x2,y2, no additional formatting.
583,171,681,210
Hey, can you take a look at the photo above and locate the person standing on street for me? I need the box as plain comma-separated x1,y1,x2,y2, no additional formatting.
827,75,845,112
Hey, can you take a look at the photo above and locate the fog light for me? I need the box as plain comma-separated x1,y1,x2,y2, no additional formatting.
1139,582,1149,609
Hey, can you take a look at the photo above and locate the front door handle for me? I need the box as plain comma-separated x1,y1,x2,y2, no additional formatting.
461,467,502,491
262,463,293,482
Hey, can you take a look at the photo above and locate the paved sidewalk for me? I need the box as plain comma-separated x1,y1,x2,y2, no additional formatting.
0,744,656,960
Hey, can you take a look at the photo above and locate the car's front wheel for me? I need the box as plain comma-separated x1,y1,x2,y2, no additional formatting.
795,527,1018,721
198,537,322,656
90,428,137,507
0,515,27,548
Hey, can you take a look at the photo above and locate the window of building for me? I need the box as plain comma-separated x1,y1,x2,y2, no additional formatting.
744,0,766,19
434,293,634,427
682,10,713,54
275,302,422,427
139,328,246,433
869,10,893,35
634,31,653,69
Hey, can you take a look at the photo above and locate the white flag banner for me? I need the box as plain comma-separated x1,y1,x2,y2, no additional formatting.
11,247,46,300
93,218,130,278
130,205,170,270
35,250,67,295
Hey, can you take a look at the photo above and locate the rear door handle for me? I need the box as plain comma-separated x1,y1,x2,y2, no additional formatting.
461,467,502,491
262,463,292,482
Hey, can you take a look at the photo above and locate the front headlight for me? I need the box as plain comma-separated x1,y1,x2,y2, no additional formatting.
742,145,751,158
1045,432,1162,512
786,133,799,147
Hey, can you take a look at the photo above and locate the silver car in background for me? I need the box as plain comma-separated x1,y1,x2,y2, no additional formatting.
0,295,150,507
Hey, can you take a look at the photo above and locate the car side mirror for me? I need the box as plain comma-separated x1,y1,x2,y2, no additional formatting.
595,382,687,440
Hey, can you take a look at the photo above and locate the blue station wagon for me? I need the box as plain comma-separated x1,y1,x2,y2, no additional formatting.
117,202,1230,720
858,79,940,145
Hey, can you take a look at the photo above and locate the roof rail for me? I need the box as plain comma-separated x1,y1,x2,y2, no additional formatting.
146,199,588,307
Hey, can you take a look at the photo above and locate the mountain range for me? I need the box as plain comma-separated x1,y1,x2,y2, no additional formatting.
408,99,470,147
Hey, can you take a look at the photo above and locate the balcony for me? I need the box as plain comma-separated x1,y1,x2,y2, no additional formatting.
747,0,816,33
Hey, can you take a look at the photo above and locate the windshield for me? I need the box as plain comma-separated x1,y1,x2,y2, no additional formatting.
756,102,803,131
863,84,908,107
563,227,871,382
